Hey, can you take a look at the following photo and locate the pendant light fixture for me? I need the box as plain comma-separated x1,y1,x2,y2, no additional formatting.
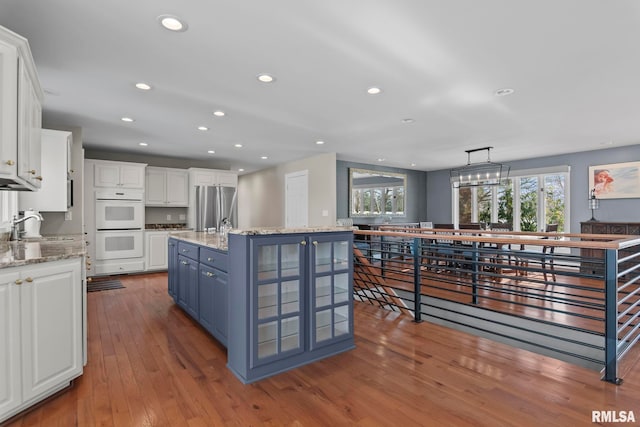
449,146,510,188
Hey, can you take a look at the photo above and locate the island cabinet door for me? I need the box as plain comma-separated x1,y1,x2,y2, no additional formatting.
250,235,307,368
198,265,229,346
212,269,229,346
167,239,178,300
177,254,199,319
309,233,354,350
199,265,216,335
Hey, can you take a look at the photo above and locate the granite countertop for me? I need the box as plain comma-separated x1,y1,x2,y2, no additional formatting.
145,223,191,231
229,226,355,235
169,227,354,250
169,231,229,251
0,234,86,269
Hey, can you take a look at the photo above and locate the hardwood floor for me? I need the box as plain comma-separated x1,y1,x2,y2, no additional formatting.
5,272,640,427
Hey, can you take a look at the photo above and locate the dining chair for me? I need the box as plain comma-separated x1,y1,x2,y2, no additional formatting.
456,223,483,273
489,222,512,232
430,224,456,270
488,222,514,262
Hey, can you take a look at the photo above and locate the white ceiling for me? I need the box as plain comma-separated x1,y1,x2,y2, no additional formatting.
2,1,640,174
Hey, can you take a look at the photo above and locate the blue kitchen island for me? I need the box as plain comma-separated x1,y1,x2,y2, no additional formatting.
168,227,354,384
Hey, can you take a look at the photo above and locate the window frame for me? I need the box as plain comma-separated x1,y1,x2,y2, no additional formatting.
452,165,570,232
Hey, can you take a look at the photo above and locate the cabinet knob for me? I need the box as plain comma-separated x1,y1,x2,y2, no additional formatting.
29,169,36,174
312,241,318,246
300,241,307,246
15,279,23,285
206,272,214,277
182,249,188,253
86,261,92,265
35,176,43,181
87,277,93,283
181,260,188,265
207,257,213,262
5,160,15,166
25,277,33,282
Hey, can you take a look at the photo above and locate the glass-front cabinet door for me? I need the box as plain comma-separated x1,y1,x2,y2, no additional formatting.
252,235,306,367
310,235,353,350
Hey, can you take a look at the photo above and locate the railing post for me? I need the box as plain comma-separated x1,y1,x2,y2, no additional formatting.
413,237,422,322
380,234,386,278
603,248,622,384
471,241,478,305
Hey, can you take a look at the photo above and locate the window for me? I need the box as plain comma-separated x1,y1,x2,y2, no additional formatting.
453,166,570,232
350,168,406,217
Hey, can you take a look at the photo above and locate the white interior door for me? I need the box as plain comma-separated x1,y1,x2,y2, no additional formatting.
285,171,308,228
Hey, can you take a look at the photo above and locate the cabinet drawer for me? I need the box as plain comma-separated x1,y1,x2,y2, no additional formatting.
95,258,145,275
200,247,228,271
178,242,199,260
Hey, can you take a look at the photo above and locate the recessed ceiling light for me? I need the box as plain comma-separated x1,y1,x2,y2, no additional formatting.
494,88,515,96
135,82,152,91
410,163,417,167
234,143,243,148
207,150,215,154
377,158,385,162
158,15,188,32
197,126,208,131
601,141,614,146
257,74,275,83
260,156,268,160
367,87,382,95
401,118,415,124
121,117,134,122
238,168,245,172
139,142,148,146
315,140,325,145
213,110,225,117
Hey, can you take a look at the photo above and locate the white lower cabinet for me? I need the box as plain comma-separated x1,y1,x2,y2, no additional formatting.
145,231,169,271
0,258,83,423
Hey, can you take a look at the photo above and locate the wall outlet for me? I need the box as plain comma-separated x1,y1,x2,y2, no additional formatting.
65,210,72,221
179,214,186,220
322,209,329,217
166,214,172,221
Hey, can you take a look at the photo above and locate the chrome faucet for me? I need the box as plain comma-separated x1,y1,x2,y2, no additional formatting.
11,213,43,240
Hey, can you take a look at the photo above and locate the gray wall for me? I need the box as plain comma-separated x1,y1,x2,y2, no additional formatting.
426,144,640,232
336,160,427,225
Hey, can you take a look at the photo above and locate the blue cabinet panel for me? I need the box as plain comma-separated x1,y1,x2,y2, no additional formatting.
227,230,354,384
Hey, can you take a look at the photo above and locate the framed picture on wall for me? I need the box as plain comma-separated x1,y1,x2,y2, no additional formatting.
589,161,640,199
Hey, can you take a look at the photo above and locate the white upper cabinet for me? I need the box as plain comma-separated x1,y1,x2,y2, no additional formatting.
188,168,238,187
145,167,188,206
94,160,146,189
0,25,43,191
19,129,72,212
166,169,189,205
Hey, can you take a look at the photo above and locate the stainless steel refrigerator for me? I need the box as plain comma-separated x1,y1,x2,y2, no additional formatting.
194,185,238,231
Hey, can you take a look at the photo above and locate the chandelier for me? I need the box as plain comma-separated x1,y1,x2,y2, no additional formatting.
449,146,510,188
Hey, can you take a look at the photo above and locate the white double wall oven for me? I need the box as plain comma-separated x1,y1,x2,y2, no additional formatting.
94,189,144,261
